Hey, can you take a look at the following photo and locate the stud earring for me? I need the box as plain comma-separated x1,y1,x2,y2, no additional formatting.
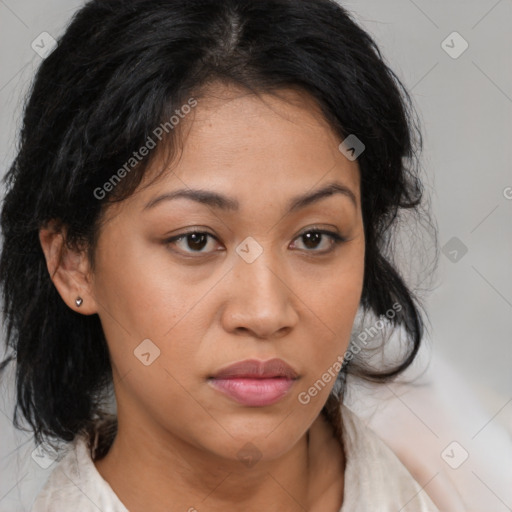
75,297,83,307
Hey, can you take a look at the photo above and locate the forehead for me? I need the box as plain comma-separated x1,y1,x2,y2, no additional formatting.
184,83,344,162
106,83,361,223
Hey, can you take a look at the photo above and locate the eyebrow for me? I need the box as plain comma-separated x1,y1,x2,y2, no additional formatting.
143,180,357,214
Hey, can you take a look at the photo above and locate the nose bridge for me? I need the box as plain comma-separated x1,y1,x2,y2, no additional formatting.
235,236,285,304
222,236,297,337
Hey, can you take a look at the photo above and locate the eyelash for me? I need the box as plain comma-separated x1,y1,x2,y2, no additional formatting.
163,227,346,257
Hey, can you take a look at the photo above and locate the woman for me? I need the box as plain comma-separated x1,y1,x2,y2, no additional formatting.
0,0,439,510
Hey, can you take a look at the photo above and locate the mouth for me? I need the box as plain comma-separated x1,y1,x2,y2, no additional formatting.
208,358,299,407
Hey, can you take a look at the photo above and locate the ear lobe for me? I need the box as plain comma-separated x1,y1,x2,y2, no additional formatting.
39,222,98,315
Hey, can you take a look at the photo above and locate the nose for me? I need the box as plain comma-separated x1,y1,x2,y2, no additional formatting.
220,249,299,340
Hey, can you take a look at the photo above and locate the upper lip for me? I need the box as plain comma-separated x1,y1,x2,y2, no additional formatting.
210,358,299,379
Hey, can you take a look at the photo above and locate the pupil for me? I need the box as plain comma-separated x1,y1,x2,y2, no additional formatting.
303,232,320,249
188,233,207,251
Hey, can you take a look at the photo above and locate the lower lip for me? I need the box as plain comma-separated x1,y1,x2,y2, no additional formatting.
208,377,296,406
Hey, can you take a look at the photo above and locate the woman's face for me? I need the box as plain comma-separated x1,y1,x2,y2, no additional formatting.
87,84,365,463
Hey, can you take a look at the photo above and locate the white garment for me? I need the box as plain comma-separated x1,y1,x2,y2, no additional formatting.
30,404,439,511
345,355,512,512
338,405,439,511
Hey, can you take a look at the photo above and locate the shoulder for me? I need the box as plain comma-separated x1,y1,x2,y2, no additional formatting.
30,435,128,512
339,404,440,512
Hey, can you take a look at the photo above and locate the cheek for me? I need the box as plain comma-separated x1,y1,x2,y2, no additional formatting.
91,232,218,399
301,285,360,371
305,236,364,314
295,248,364,394
92,229,208,341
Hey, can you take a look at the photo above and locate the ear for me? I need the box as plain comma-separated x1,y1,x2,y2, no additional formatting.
39,220,98,315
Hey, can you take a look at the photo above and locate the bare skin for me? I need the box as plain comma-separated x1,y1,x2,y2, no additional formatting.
39,82,364,511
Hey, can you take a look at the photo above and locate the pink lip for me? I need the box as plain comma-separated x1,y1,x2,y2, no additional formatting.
208,358,298,407
208,377,296,406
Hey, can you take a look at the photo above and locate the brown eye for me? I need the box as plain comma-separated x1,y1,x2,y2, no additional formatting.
181,233,209,251
291,229,345,254
301,231,323,250
165,231,220,255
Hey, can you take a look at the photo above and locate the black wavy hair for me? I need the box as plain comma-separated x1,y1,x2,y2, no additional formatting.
0,0,437,456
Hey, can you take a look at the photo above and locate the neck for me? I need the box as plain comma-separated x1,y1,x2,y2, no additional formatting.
94,413,317,512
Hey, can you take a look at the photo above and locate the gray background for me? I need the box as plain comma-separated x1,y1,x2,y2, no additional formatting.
0,0,511,510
